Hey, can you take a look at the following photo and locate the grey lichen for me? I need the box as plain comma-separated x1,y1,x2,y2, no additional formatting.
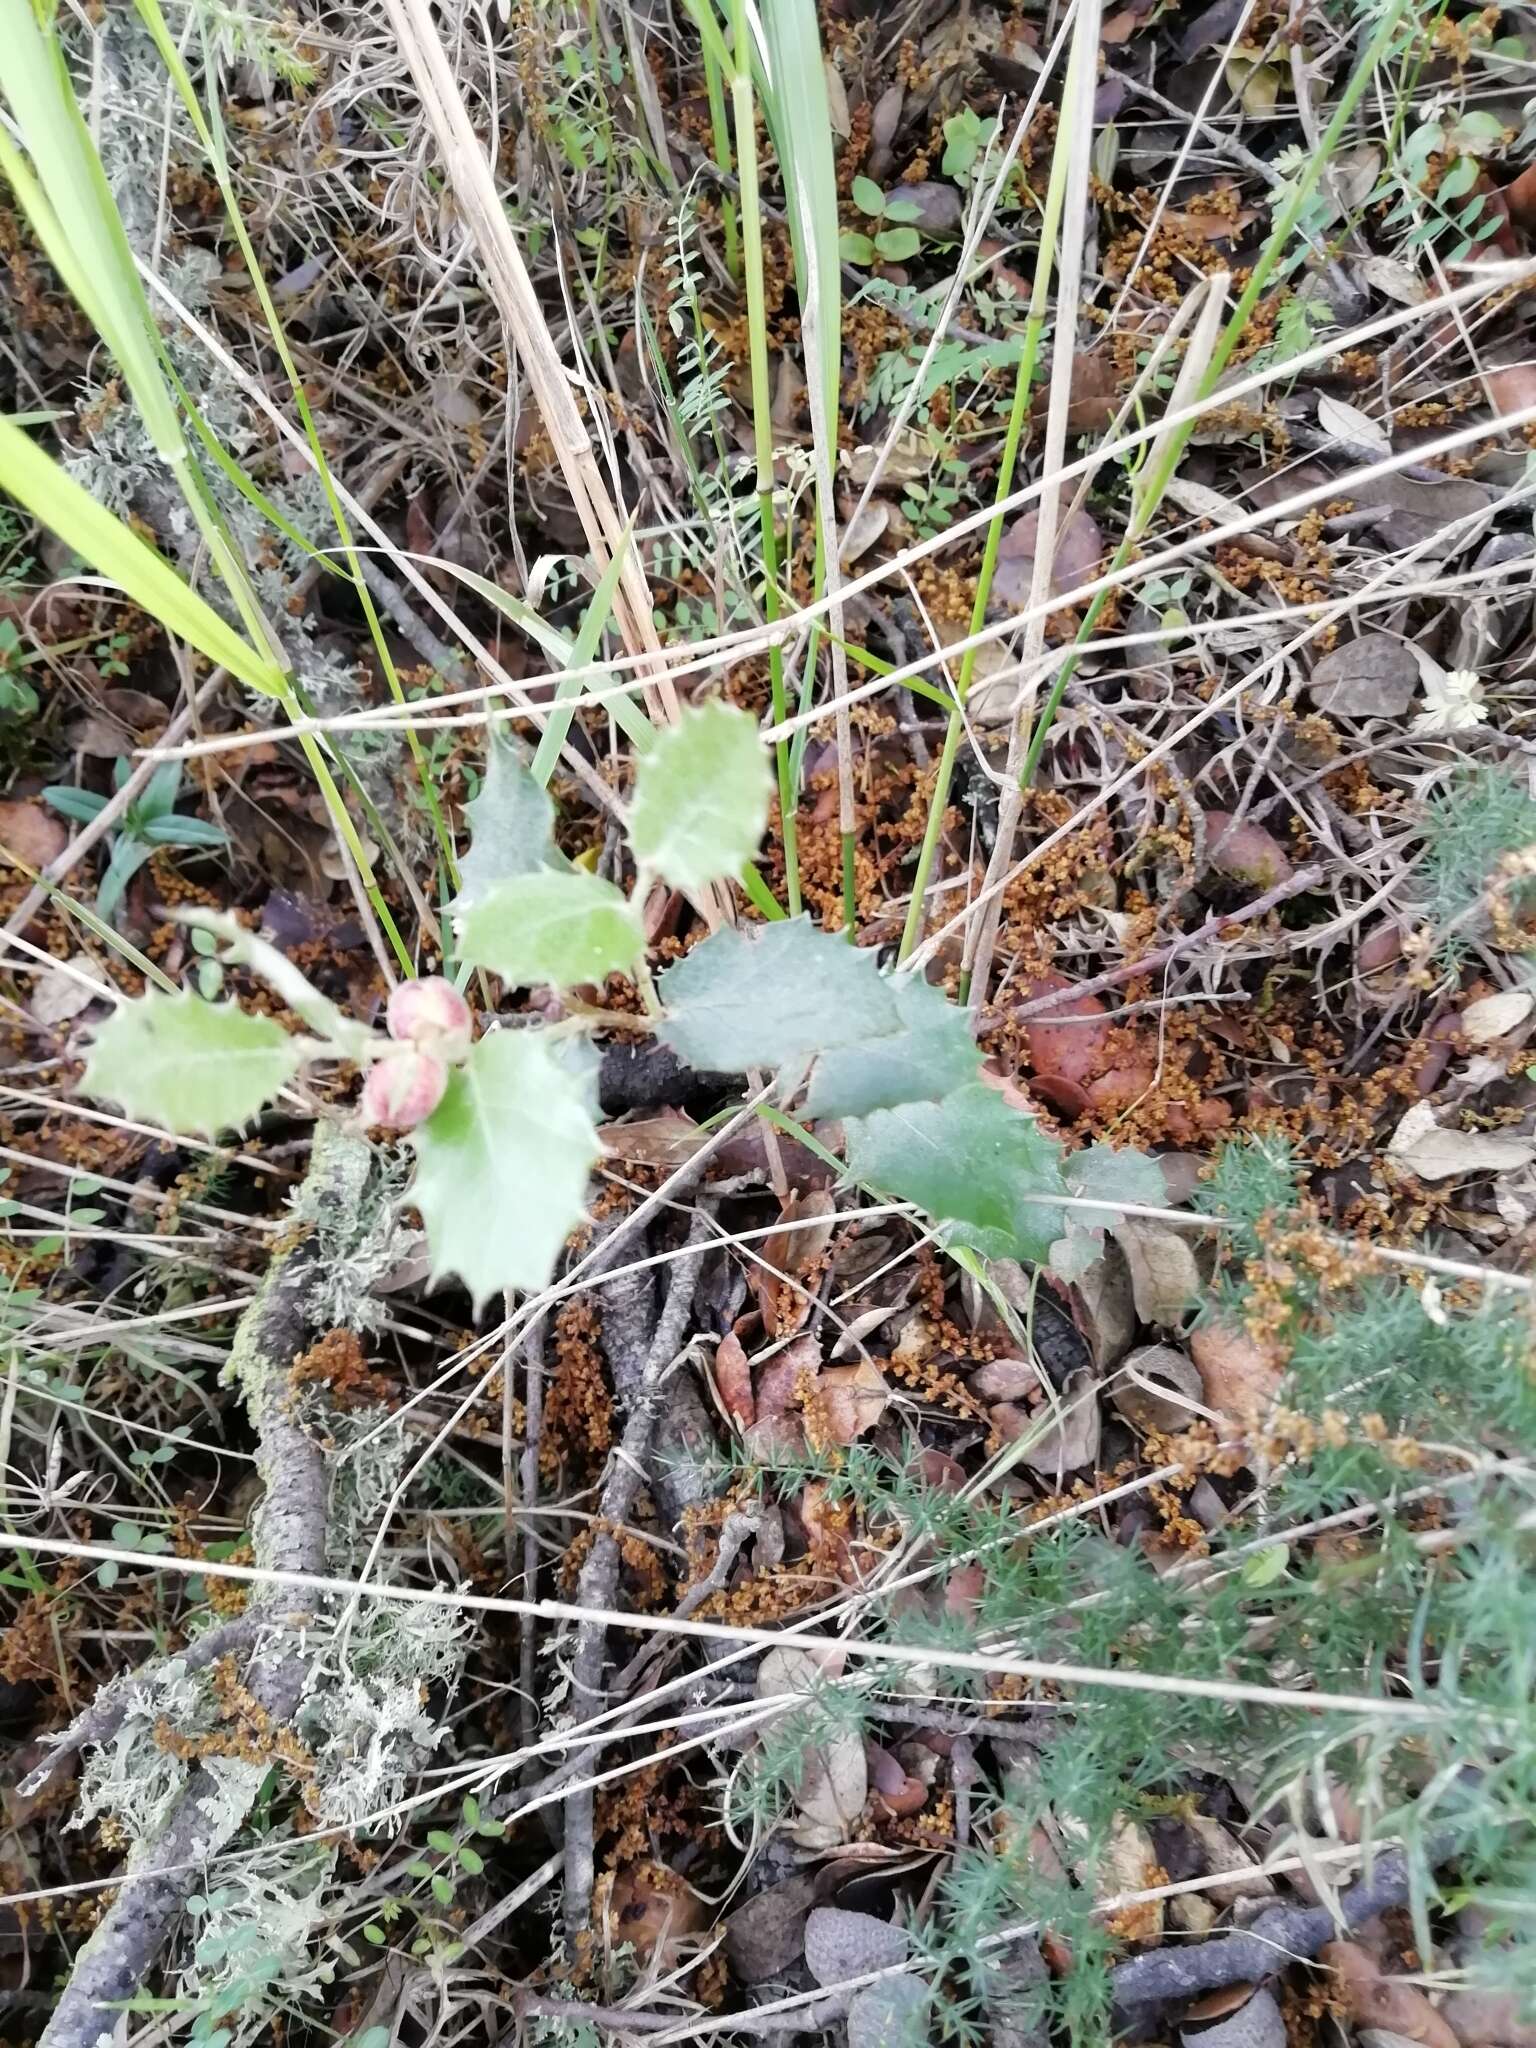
295,1601,464,1832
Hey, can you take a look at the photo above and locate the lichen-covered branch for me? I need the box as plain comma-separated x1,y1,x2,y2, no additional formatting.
39,1126,369,2048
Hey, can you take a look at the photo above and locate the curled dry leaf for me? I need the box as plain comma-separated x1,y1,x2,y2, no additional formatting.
1486,361,1536,420
1032,351,1119,436
1181,1987,1286,2048
0,800,67,874
969,1357,1043,1401
996,1366,1101,1475
1112,1343,1208,1434
812,1359,892,1446
1307,633,1419,719
598,1110,706,1167
992,506,1105,609
725,1872,820,1983
1190,1317,1284,1430
757,1190,838,1337
1387,1101,1536,1183
1459,990,1534,1044
756,1331,821,1419
1090,1815,1164,1943
1182,1810,1273,1907
790,1729,869,1851
1113,1219,1201,1326
1319,1941,1460,2048
28,957,97,1029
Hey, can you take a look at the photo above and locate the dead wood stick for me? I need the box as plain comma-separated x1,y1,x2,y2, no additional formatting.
563,1206,716,1934
1109,1834,1447,2020
518,1312,547,1758
38,1128,366,2048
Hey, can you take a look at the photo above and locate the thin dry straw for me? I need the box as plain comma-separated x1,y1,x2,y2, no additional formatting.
0,1530,1449,1721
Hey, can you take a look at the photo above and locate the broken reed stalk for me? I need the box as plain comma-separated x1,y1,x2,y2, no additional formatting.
378,0,679,722
37,1127,366,2048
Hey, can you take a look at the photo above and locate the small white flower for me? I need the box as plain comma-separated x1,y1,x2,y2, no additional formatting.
1412,667,1487,734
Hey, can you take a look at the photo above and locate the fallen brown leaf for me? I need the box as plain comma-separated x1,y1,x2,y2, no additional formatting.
1320,1940,1459,2048
0,800,67,875
1203,811,1294,891
1190,1317,1284,1429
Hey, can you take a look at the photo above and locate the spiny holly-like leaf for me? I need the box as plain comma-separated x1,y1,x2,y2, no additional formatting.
628,701,771,894
410,1031,601,1309
82,991,306,1138
844,1083,1068,1264
452,734,557,910
455,868,644,989
1049,1144,1169,1285
1063,1143,1167,1225
804,972,980,1118
658,917,898,1072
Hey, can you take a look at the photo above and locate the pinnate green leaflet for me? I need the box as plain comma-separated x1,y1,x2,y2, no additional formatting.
804,971,981,1117
410,1031,602,1308
452,734,557,909
844,1083,1069,1264
83,991,306,1138
629,701,771,893
455,868,644,988
659,918,898,1071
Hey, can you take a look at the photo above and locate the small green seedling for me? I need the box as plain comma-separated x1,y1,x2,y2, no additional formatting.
840,175,922,266
42,759,228,925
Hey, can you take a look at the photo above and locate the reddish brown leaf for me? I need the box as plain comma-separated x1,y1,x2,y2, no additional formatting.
813,1359,891,1445
713,1331,755,1429
1487,361,1536,418
1320,1941,1459,2048
992,507,1105,608
0,801,67,874
1190,1318,1284,1430
1203,811,1294,890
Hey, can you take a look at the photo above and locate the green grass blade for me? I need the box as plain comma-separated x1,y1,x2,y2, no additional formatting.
0,416,286,698
531,529,641,786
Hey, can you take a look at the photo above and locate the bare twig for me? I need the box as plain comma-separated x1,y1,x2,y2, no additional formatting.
1109,1837,1446,2019
563,1205,716,1933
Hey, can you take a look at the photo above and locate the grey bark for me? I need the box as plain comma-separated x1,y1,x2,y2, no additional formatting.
562,1207,716,1933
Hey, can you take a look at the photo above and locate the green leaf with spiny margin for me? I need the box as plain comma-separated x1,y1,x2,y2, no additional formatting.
410,1031,602,1308
452,734,557,910
628,701,771,894
804,972,980,1117
82,991,306,1137
844,1084,1068,1264
658,917,898,1071
1048,1143,1168,1281
1063,1143,1167,1224
455,868,644,989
